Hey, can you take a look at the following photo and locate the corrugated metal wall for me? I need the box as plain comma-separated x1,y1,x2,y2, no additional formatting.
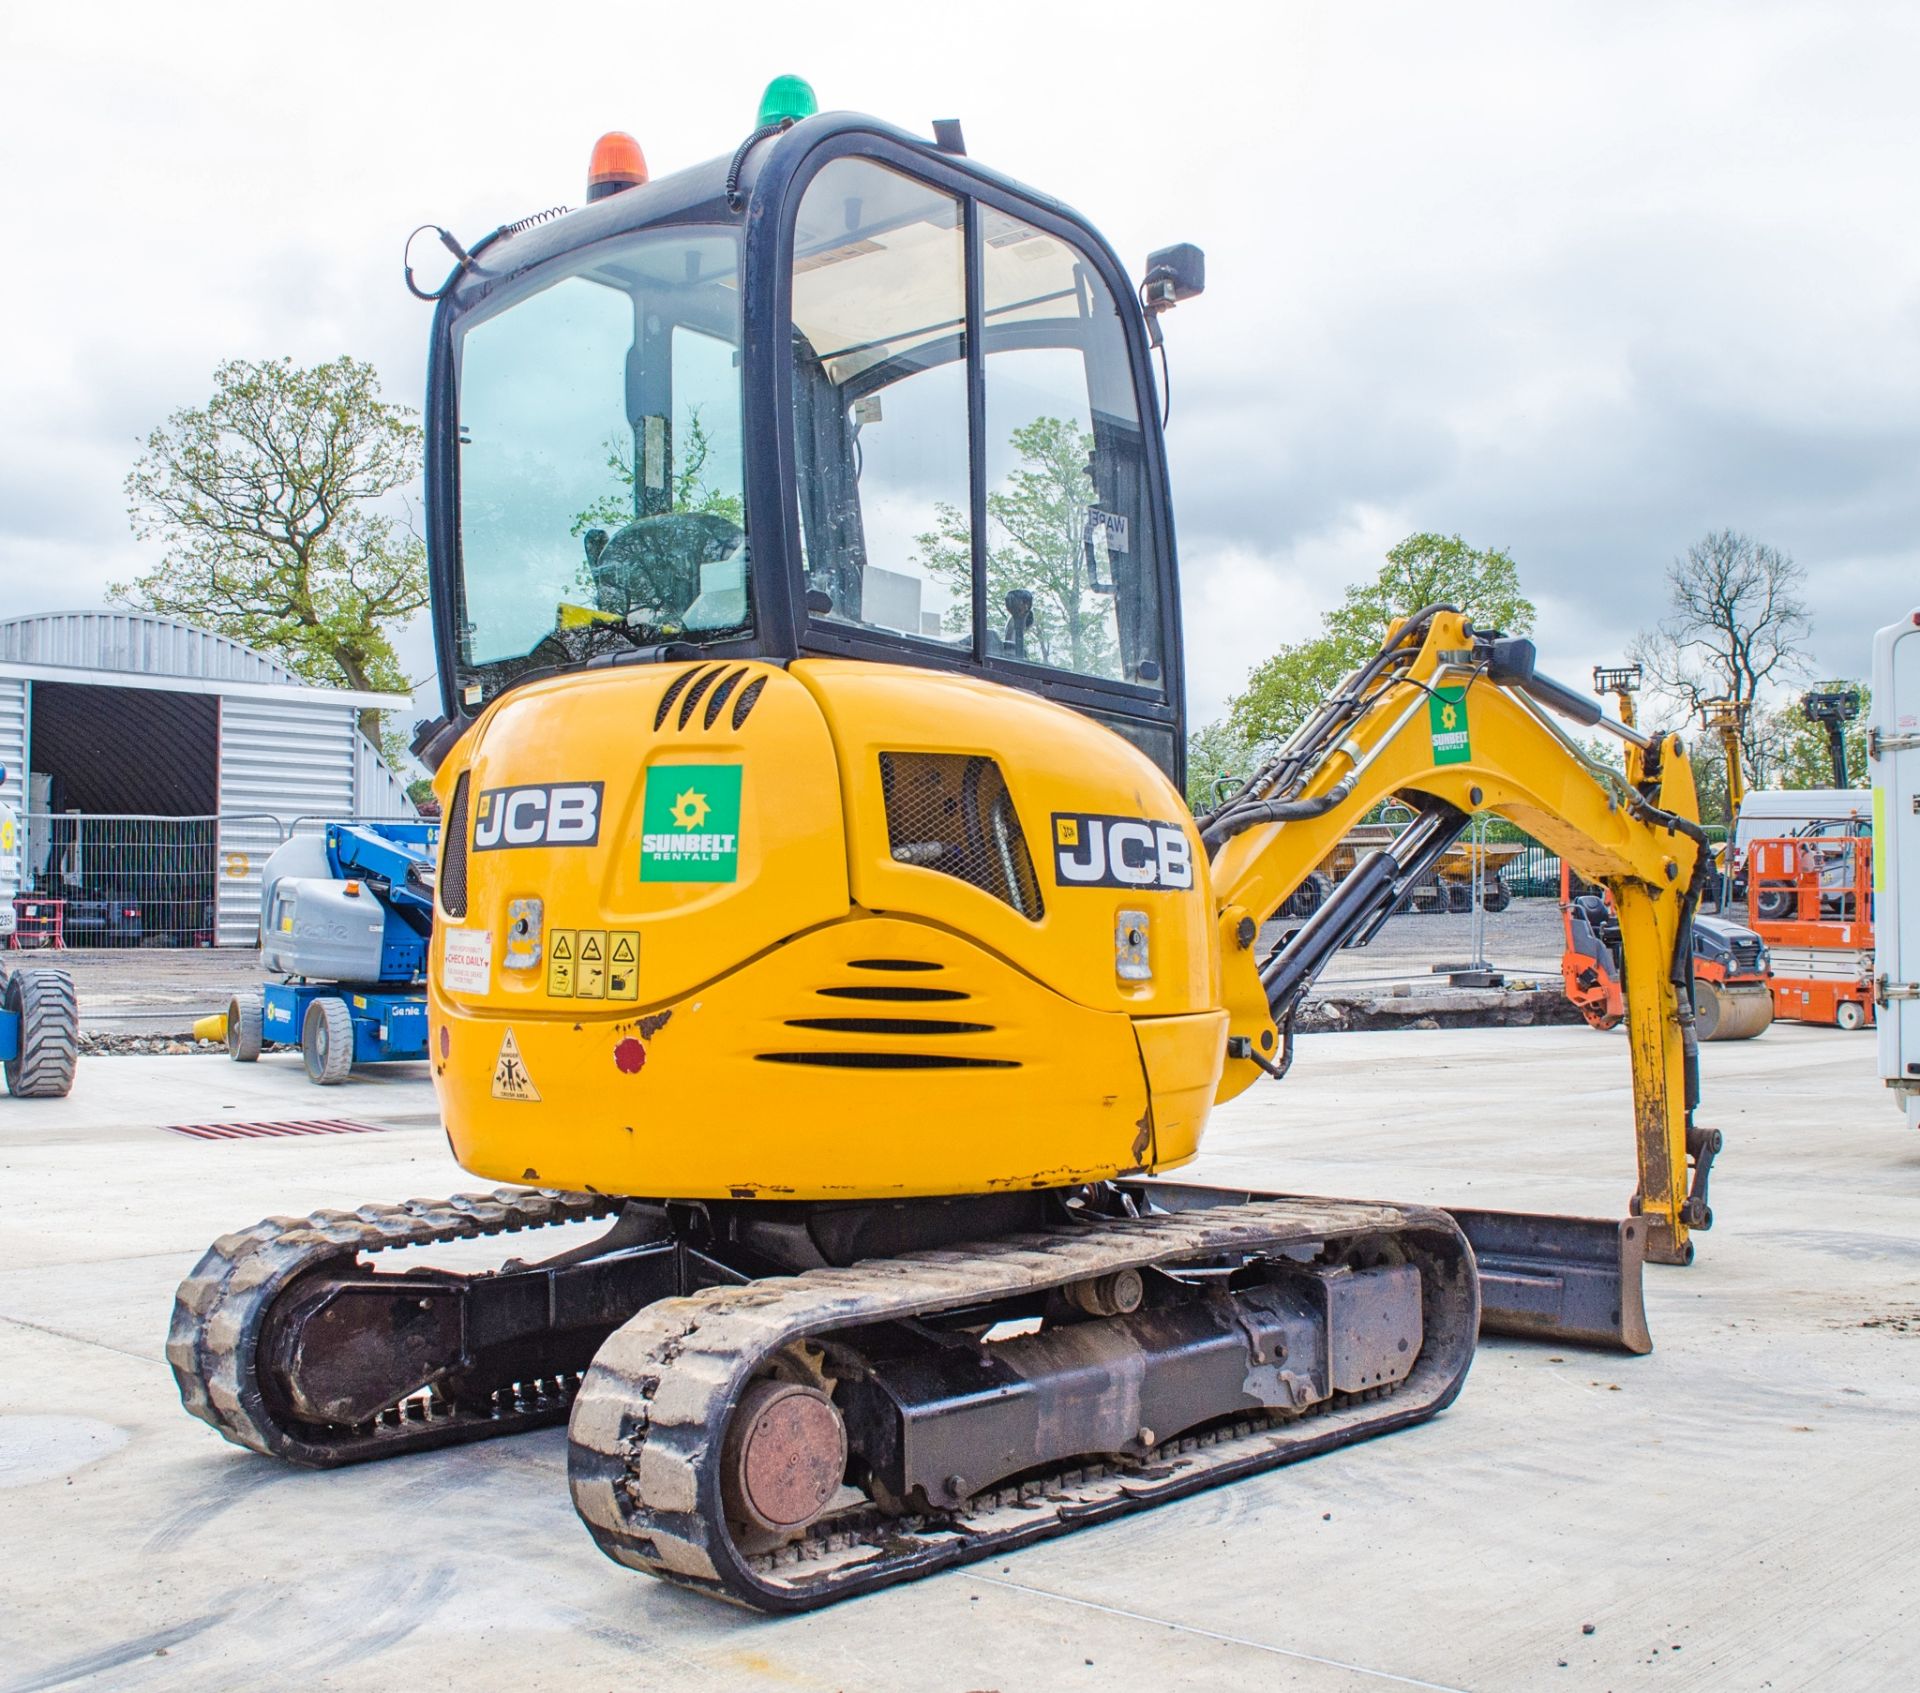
215,697,358,946
0,676,25,896
355,730,418,817
0,675,26,814
0,612,299,684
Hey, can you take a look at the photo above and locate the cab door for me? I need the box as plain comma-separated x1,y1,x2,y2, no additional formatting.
752,125,1187,785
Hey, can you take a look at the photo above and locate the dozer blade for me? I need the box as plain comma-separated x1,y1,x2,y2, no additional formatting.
1143,1183,1653,1355
1448,1207,1652,1355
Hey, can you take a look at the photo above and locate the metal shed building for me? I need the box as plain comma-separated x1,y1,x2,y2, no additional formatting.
0,611,414,946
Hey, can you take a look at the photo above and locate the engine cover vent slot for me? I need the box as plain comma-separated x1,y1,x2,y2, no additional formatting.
847,958,943,972
783,1017,992,1036
705,666,751,728
654,666,698,730
439,771,471,918
818,985,967,1002
731,675,769,729
678,664,728,730
878,753,1044,919
754,1052,1019,1070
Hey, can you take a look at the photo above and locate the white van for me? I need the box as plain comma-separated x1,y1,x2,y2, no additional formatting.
1731,788,1872,859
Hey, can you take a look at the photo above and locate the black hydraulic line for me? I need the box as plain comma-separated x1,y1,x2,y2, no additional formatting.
1610,755,1722,1225
1258,802,1471,1023
1201,604,1460,831
1200,772,1359,854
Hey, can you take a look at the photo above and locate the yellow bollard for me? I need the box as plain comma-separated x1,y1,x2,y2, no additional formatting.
193,1012,228,1045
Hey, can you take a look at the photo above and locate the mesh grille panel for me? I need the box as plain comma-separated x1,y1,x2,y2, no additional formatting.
878,753,1044,919
439,771,470,918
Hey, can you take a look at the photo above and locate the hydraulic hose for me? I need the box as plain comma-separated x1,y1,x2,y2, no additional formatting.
1619,753,1717,1126
1200,772,1359,854
1201,604,1460,830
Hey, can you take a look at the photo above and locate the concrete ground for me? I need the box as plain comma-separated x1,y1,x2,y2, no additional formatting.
20,948,265,1039
1,1023,1914,1692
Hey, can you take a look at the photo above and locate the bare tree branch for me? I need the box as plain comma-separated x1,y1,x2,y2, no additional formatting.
1629,528,1811,784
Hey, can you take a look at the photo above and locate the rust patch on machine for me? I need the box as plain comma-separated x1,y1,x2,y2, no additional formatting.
1130,1111,1153,1165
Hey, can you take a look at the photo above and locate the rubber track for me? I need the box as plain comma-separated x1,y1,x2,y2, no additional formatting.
167,1188,620,1465
569,1194,1477,1611
4,968,77,1098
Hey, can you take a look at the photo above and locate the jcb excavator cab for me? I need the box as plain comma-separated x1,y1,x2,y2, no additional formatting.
423,107,1198,783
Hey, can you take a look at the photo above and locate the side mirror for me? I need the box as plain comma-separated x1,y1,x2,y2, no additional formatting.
1142,243,1205,309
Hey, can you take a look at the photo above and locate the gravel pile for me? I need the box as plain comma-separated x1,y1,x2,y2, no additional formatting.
79,1033,224,1057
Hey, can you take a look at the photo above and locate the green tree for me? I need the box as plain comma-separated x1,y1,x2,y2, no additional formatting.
118,357,427,739
571,406,744,537
916,416,1119,677
1229,533,1534,748
1185,719,1257,813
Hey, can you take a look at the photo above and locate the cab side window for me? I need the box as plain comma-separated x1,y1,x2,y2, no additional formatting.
789,158,972,648
979,211,1160,690
785,160,1164,699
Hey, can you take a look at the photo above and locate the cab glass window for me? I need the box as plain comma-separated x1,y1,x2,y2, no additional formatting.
455,228,747,695
789,159,972,647
980,210,1159,690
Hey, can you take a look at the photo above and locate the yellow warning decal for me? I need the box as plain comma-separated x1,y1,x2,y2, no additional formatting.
491,1028,540,1102
576,930,607,999
608,930,639,1000
543,923,640,1001
547,929,576,997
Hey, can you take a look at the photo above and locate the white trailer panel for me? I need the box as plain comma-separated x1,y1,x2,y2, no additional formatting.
1871,609,1920,1128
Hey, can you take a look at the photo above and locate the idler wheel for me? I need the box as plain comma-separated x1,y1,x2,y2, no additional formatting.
720,1378,847,1544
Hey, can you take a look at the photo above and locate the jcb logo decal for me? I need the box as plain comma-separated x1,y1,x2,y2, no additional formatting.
473,782,604,851
1051,813,1194,891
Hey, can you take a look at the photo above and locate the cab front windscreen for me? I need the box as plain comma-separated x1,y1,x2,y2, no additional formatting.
454,226,747,698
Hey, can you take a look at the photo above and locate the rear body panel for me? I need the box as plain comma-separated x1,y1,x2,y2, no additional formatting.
429,658,1221,1200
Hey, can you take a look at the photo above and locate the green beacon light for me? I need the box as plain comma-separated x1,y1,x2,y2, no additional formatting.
757,75,817,128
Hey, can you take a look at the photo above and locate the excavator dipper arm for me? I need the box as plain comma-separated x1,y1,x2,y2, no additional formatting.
1203,608,1716,1269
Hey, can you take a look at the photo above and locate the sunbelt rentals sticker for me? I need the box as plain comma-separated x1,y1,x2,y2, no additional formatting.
1428,687,1471,765
641,765,742,882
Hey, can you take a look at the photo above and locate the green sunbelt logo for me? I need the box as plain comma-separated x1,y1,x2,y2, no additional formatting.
1428,687,1471,765
641,765,743,882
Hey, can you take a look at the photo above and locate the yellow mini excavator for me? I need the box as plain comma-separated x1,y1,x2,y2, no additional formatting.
168,84,1721,1611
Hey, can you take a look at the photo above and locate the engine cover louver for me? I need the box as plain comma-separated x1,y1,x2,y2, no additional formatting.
755,958,1020,1071
878,752,1044,920
653,664,769,733
439,770,470,918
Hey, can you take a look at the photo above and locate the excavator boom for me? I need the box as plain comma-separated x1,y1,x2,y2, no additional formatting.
1203,607,1716,1265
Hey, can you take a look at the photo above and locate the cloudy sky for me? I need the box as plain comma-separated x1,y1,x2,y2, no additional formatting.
3,1,1915,733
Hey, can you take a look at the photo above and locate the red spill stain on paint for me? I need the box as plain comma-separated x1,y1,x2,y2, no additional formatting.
613,1037,646,1074
438,1025,450,1060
